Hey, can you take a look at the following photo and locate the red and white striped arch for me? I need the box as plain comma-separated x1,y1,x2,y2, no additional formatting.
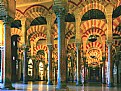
113,29,121,35
27,25,47,37
24,5,49,21
53,52,58,61
11,28,22,37
81,3,105,17
15,9,24,20
66,22,75,33
113,16,121,30
30,32,46,42
65,31,75,40
67,43,76,50
33,45,47,55
68,1,78,13
53,44,58,50
52,24,58,38
11,28,23,47
113,40,120,47
81,19,107,33
86,42,102,52
82,28,105,38
116,0,121,7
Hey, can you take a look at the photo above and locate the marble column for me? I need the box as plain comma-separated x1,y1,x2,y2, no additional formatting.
32,60,36,81
21,18,28,84
105,4,113,87
102,57,106,84
83,53,87,84
2,18,14,89
76,43,81,86
47,44,53,85
22,46,28,84
107,41,114,87
53,7,67,90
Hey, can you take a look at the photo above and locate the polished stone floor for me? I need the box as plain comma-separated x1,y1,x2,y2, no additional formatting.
0,81,121,91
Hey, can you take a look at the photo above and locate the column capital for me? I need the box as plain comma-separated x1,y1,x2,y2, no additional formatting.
20,17,26,25
47,44,53,50
74,9,81,19
53,7,67,17
76,42,81,48
105,3,113,16
106,40,113,46
46,13,52,24
3,15,14,25
102,56,106,62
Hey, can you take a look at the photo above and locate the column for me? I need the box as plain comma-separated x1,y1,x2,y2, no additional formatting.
46,13,53,85
102,56,106,84
21,18,28,84
53,4,68,90
74,9,82,86
32,59,36,81
2,18,15,89
105,4,114,87
30,41,34,57
70,50,74,83
47,45,53,85
83,54,87,83
107,41,114,87
76,43,81,86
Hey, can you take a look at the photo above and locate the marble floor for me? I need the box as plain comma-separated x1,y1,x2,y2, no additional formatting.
0,81,121,91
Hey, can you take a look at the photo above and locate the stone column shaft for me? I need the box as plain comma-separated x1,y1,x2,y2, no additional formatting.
3,19,14,89
32,60,35,81
102,60,106,84
105,4,114,87
76,43,81,86
47,45,53,85
21,18,28,84
107,42,114,87
30,41,34,57
54,8,67,89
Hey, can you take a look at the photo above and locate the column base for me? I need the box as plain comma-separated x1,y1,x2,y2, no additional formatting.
102,79,106,84
56,82,68,90
76,81,83,86
1,85,15,90
23,81,28,84
56,86,69,91
48,81,53,85
107,83,114,87
102,82,106,84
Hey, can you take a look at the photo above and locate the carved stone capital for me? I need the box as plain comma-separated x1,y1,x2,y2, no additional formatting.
102,56,106,62
3,15,14,25
76,42,81,49
21,18,26,26
47,44,53,50
53,0,68,17
106,40,113,46
53,6,67,18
